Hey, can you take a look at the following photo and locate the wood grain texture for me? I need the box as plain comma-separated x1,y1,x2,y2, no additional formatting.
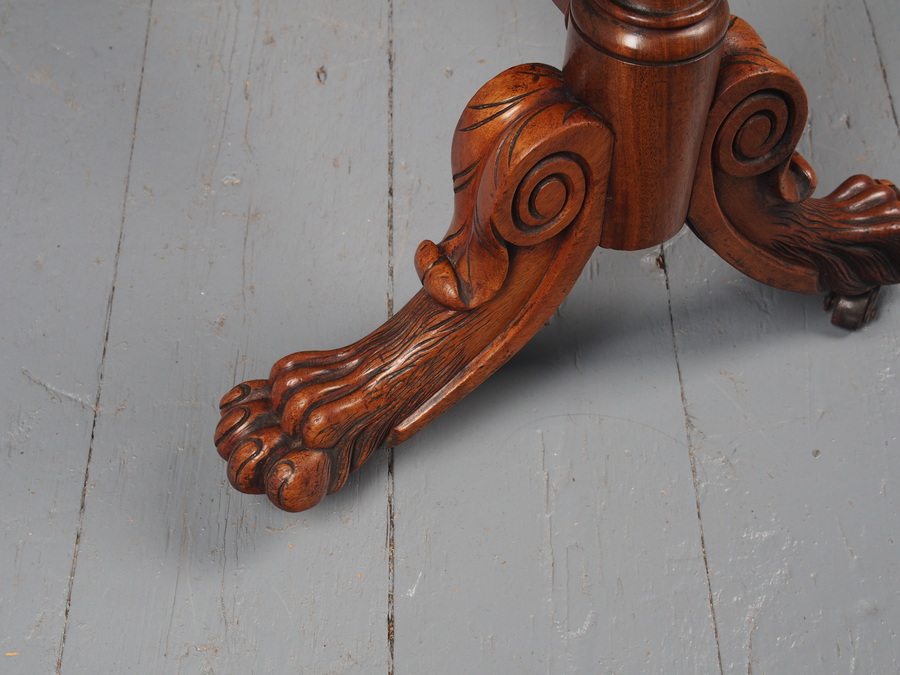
563,0,730,250
391,248,724,671
688,16,900,305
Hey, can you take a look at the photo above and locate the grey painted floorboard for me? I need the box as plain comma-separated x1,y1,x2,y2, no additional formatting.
1,1,897,673
0,2,152,671
392,249,722,672
389,2,718,670
671,0,900,672
56,1,393,672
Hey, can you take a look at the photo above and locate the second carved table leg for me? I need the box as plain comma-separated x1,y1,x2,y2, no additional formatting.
688,18,900,329
215,66,613,512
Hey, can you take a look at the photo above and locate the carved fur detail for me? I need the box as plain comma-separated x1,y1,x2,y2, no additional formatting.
770,175,900,295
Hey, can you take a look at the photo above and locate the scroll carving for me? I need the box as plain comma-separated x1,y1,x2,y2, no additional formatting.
215,65,613,512
415,66,592,310
688,17,900,317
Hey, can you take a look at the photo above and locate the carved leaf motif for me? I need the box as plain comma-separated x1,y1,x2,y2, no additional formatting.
416,65,594,310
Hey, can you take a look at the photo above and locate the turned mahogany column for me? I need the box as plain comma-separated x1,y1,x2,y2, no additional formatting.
562,0,730,250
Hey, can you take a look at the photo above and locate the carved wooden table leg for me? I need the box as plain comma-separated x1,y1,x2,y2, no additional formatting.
216,66,614,511
687,17,900,330
216,0,900,512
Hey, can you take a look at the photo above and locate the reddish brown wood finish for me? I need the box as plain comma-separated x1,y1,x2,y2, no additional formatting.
215,1,900,511
563,0,730,249
216,65,613,512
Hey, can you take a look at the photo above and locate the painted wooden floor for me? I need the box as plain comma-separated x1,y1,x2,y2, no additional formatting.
2,0,898,672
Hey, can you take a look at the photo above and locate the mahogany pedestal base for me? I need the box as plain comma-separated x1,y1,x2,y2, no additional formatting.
215,1,900,512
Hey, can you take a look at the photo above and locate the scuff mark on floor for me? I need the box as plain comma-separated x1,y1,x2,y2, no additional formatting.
21,368,97,412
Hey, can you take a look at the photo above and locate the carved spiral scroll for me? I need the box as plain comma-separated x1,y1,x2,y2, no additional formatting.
496,152,587,246
715,88,804,178
416,64,605,311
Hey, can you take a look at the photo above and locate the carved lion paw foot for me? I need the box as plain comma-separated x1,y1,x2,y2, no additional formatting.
215,378,333,512
215,298,477,512
774,173,900,292
818,175,900,223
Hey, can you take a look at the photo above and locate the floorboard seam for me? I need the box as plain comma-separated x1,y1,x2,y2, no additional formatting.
54,2,156,672
660,245,725,675
386,1,397,672
386,0,396,320
861,0,900,133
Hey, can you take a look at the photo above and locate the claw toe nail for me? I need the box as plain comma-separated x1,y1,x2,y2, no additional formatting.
215,406,251,449
226,426,288,494
227,438,269,494
220,380,269,408
265,450,333,513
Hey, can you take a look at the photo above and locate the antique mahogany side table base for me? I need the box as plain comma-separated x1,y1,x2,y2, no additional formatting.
214,0,900,512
